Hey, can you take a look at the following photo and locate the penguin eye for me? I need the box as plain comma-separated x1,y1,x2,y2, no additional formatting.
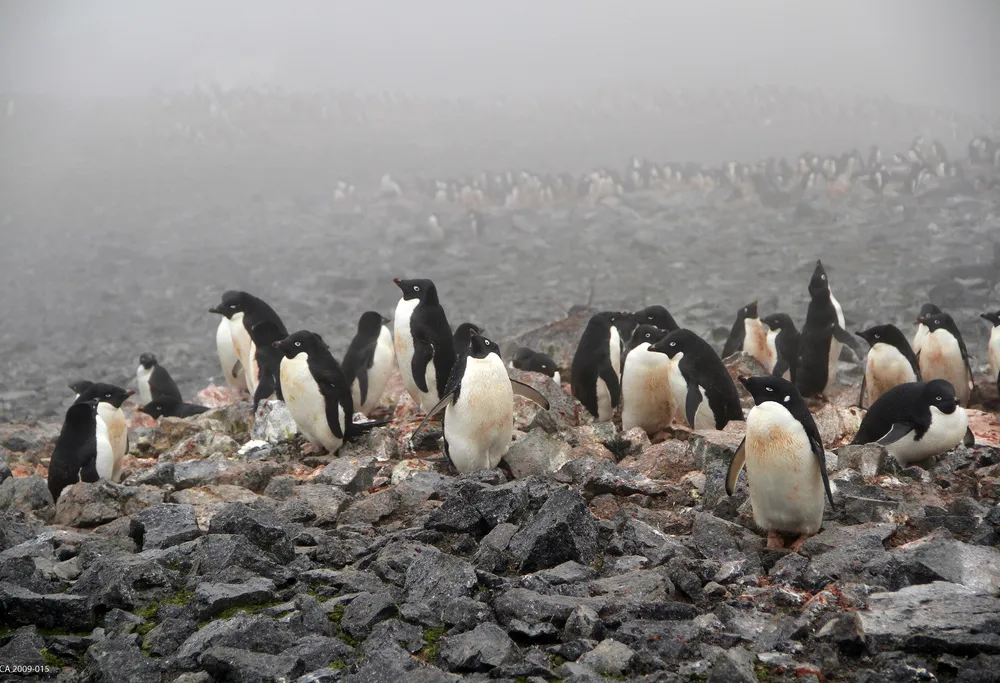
294,341,301,347
765,386,773,392
669,342,676,347
484,340,490,346
645,333,651,339
874,334,880,339
105,392,111,398
783,395,790,403
936,396,942,401
229,304,236,309
820,274,826,280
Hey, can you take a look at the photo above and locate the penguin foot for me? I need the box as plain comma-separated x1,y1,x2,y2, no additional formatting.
789,535,809,553
300,442,327,455
766,531,785,549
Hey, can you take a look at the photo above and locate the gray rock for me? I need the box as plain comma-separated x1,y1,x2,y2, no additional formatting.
494,588,603,628
425,493,486,534
0,453,11,484
440,622,518,672
860,581,1000,653
563,604,604,640
471,480,532,527
314,455,380,492
171,612,295,669
473,522,518,573
282,634,354,671
503,429,573,478
144,617,198,657
708,646,755,683
836,444,892,479
341,591,399,638
554,457,663,497
208,502,295,563
618,517,690,566
282,484,350,527
893,533,1000,595
52,480,164,527
170,459,285,492
799,522,899,589
0,625,45,667
523,560,598,588
0,580,95,630
70,551,183,610
337,489,400,526
166,431,240,461
404,547,477,609
194,577,278,619
508,488,599,572
251,399,300,443
85,636,162,683
577,638,635,677
0,475,54,520
200,646,306,682
129,503,202,550
815,612,867,655
0,509,37,552
194,534,295,585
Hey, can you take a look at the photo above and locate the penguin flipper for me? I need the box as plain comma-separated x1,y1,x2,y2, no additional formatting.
833,325,861,355
410,390,455,443
857,374,867,409
809,436,836,509
771,358,790,379
231,359,243,380
80,454,100,484
964,426,975,448
357,369,369,409
598,364,621,409
725,437,746,496
510,379,550,410
877,422,915,446
411,337,434,394
684,384,702,429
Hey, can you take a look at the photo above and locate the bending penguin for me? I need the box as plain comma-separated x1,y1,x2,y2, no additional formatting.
215,318,246,391
648,328,744,430
620,325,674,435
915,310,974,406
981,309,1000,396
341,311,396,415
410,329,549,473
571,311,628,422
47,399,101,502
761,313,799,382
210,291,288,395
722,301,772,370
855,324,921,408
74,383,133,483
136,353,182,405
851,379,974,465
510,346,560,385
796,260,859,397
726,375,835,551
392,278,457,412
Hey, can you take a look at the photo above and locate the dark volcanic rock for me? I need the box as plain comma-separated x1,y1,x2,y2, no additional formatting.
170,612,295,670
70,550,183,610
403,547,477,609
0,475,54,520
341,591,399,638
508,487,599,572
892,532,1000,595
199,646,306,683
85,636,162,683
0,453,9,483
53,480,164,527
0,625,45,667
0,509,38,552
194,533,295,585
193,577,278,619
0,580,96,630
503,429,573,478
554,456,663,497
129,503,202,550
208,501,295,563
440,622,518,672
424,492,487,534
314,455,380,492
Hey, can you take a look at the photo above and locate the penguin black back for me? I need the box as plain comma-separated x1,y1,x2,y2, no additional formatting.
452,322,484,358
342,311,390,406
761,313,800,382
69,380,94,397
139,399,211,419
250,321,287,409
393,278,457,403
48,399,101,501
796,260,855,397
852,379,960,446
722,301,759,358
138,353,183,403
856,324,921,378
511,346,559,379
211,290,288,337
571,311,625,419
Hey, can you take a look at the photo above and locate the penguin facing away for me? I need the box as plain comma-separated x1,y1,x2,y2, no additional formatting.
48,399,101,502
571,311,628,422
851,379,974,465
136,353,182,406
855,324,921,408
411,330,549,473
726,375,835,551
392,278,457,413
981,309,1000,395
216,317,246,391
911,303,941,356
74,383,133,482
916,310,974,406
69,380,94,400
633,305,680,333
620,325,674,435
139,399,211,419
209,291,288,396
341,311,396,415
761,313,799,382
249,321,287,409
795,260,859,397
647,328,744,430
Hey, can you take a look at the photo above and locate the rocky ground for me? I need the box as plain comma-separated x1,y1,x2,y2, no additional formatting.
2,315,1000,682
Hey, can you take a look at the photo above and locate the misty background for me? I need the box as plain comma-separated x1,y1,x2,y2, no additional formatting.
1,0,999,420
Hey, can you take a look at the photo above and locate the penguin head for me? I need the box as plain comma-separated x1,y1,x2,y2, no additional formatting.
210,290,250,319
250,321,286,347
613,312,637,340
273,330,326,359
980,310,1000,327
917,303,942,320
634,305,679,333
454,322,483,340
647,328,698,359
739,301,759,320
138,353,158,369
631,324,668,348
468,332,500,360
855,323,906,349
68,380,94,396
77,383,134,408
358,311,389,337
917,311,956,334
807,260,830,297
66,398,100,424
761,313,795,333
393,278,438,305
921,379,961,413
738,375,800,407
138,400,171,419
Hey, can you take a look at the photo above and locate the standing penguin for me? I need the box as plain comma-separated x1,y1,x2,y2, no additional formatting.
722,301,772,369
634,305,680,333
981,309,1000,395
69,380,94,400
136,353,182,406
852,379,974,465
726,375,835,551
911,303,941,356
916,310,974,406
761,313,799,382
620,325,674,435
249,321,287,409
209,291,288,395
215,318,246,391
795,260,859,397
855,324,921,408
47,399,101,502
411,330,549,473
392,278,457,412
74,383,133,482
571,311,628,422
341,311,396,415
452,322,484,359
648,329,744,430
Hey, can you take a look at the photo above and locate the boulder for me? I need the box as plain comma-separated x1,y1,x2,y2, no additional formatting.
129,503,202,550
53,481,164,528
508,487,599,572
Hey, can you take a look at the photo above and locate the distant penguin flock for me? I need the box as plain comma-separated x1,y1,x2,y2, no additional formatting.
45,259,998,552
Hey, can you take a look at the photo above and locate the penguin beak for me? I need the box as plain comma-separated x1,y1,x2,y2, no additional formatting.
392,278,403,289
737,375,752,389
381,315,391,325
209,304,222,314
854,330,865,340
916,315,927,324
271,341,282,350
125,390,135,399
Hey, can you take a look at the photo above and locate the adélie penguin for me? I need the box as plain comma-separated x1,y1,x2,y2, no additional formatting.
74,383,134,482
633,305,679,333
452,322,484,358
69,380,94,400
851,379,974,465
722,301,771,370
761,313,799,382
273,331,386,454
249,321,287,409
136,353,182,406
726,375,835,551
620,325,674,435
795,260,859,397
392,278,457,412
981,309,1000,395
215,317,246,391
209,291,288,396
47,399,101,502
510,346,561,385
855,324,921,408
911,303,941,356
571,311,628,421
915,310,974,406
139,398,211,419
341,311,396,415
410,330,550,473
647,329,744,430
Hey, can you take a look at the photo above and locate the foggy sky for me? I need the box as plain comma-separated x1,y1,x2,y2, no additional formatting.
1,0,999,110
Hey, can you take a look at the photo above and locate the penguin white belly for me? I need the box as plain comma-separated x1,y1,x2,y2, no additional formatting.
359,327,396,414
444,355,514,473
988,326,1000,381
393,297,424,408
764,329,781,375
246,340,260,394
827,292,846,389
279,355,342,452
912,324,928,355
595,376,614,423
228,313,255,393
94,417,115,481
621,343,675,435
216,318,246,390
667,356,689,425
918,331,970,404
745,402,826,536
743,318,773,370
885,405,969,465
136,365,153,405
97,403,128,482
866,344,917,406
609,326,622,376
